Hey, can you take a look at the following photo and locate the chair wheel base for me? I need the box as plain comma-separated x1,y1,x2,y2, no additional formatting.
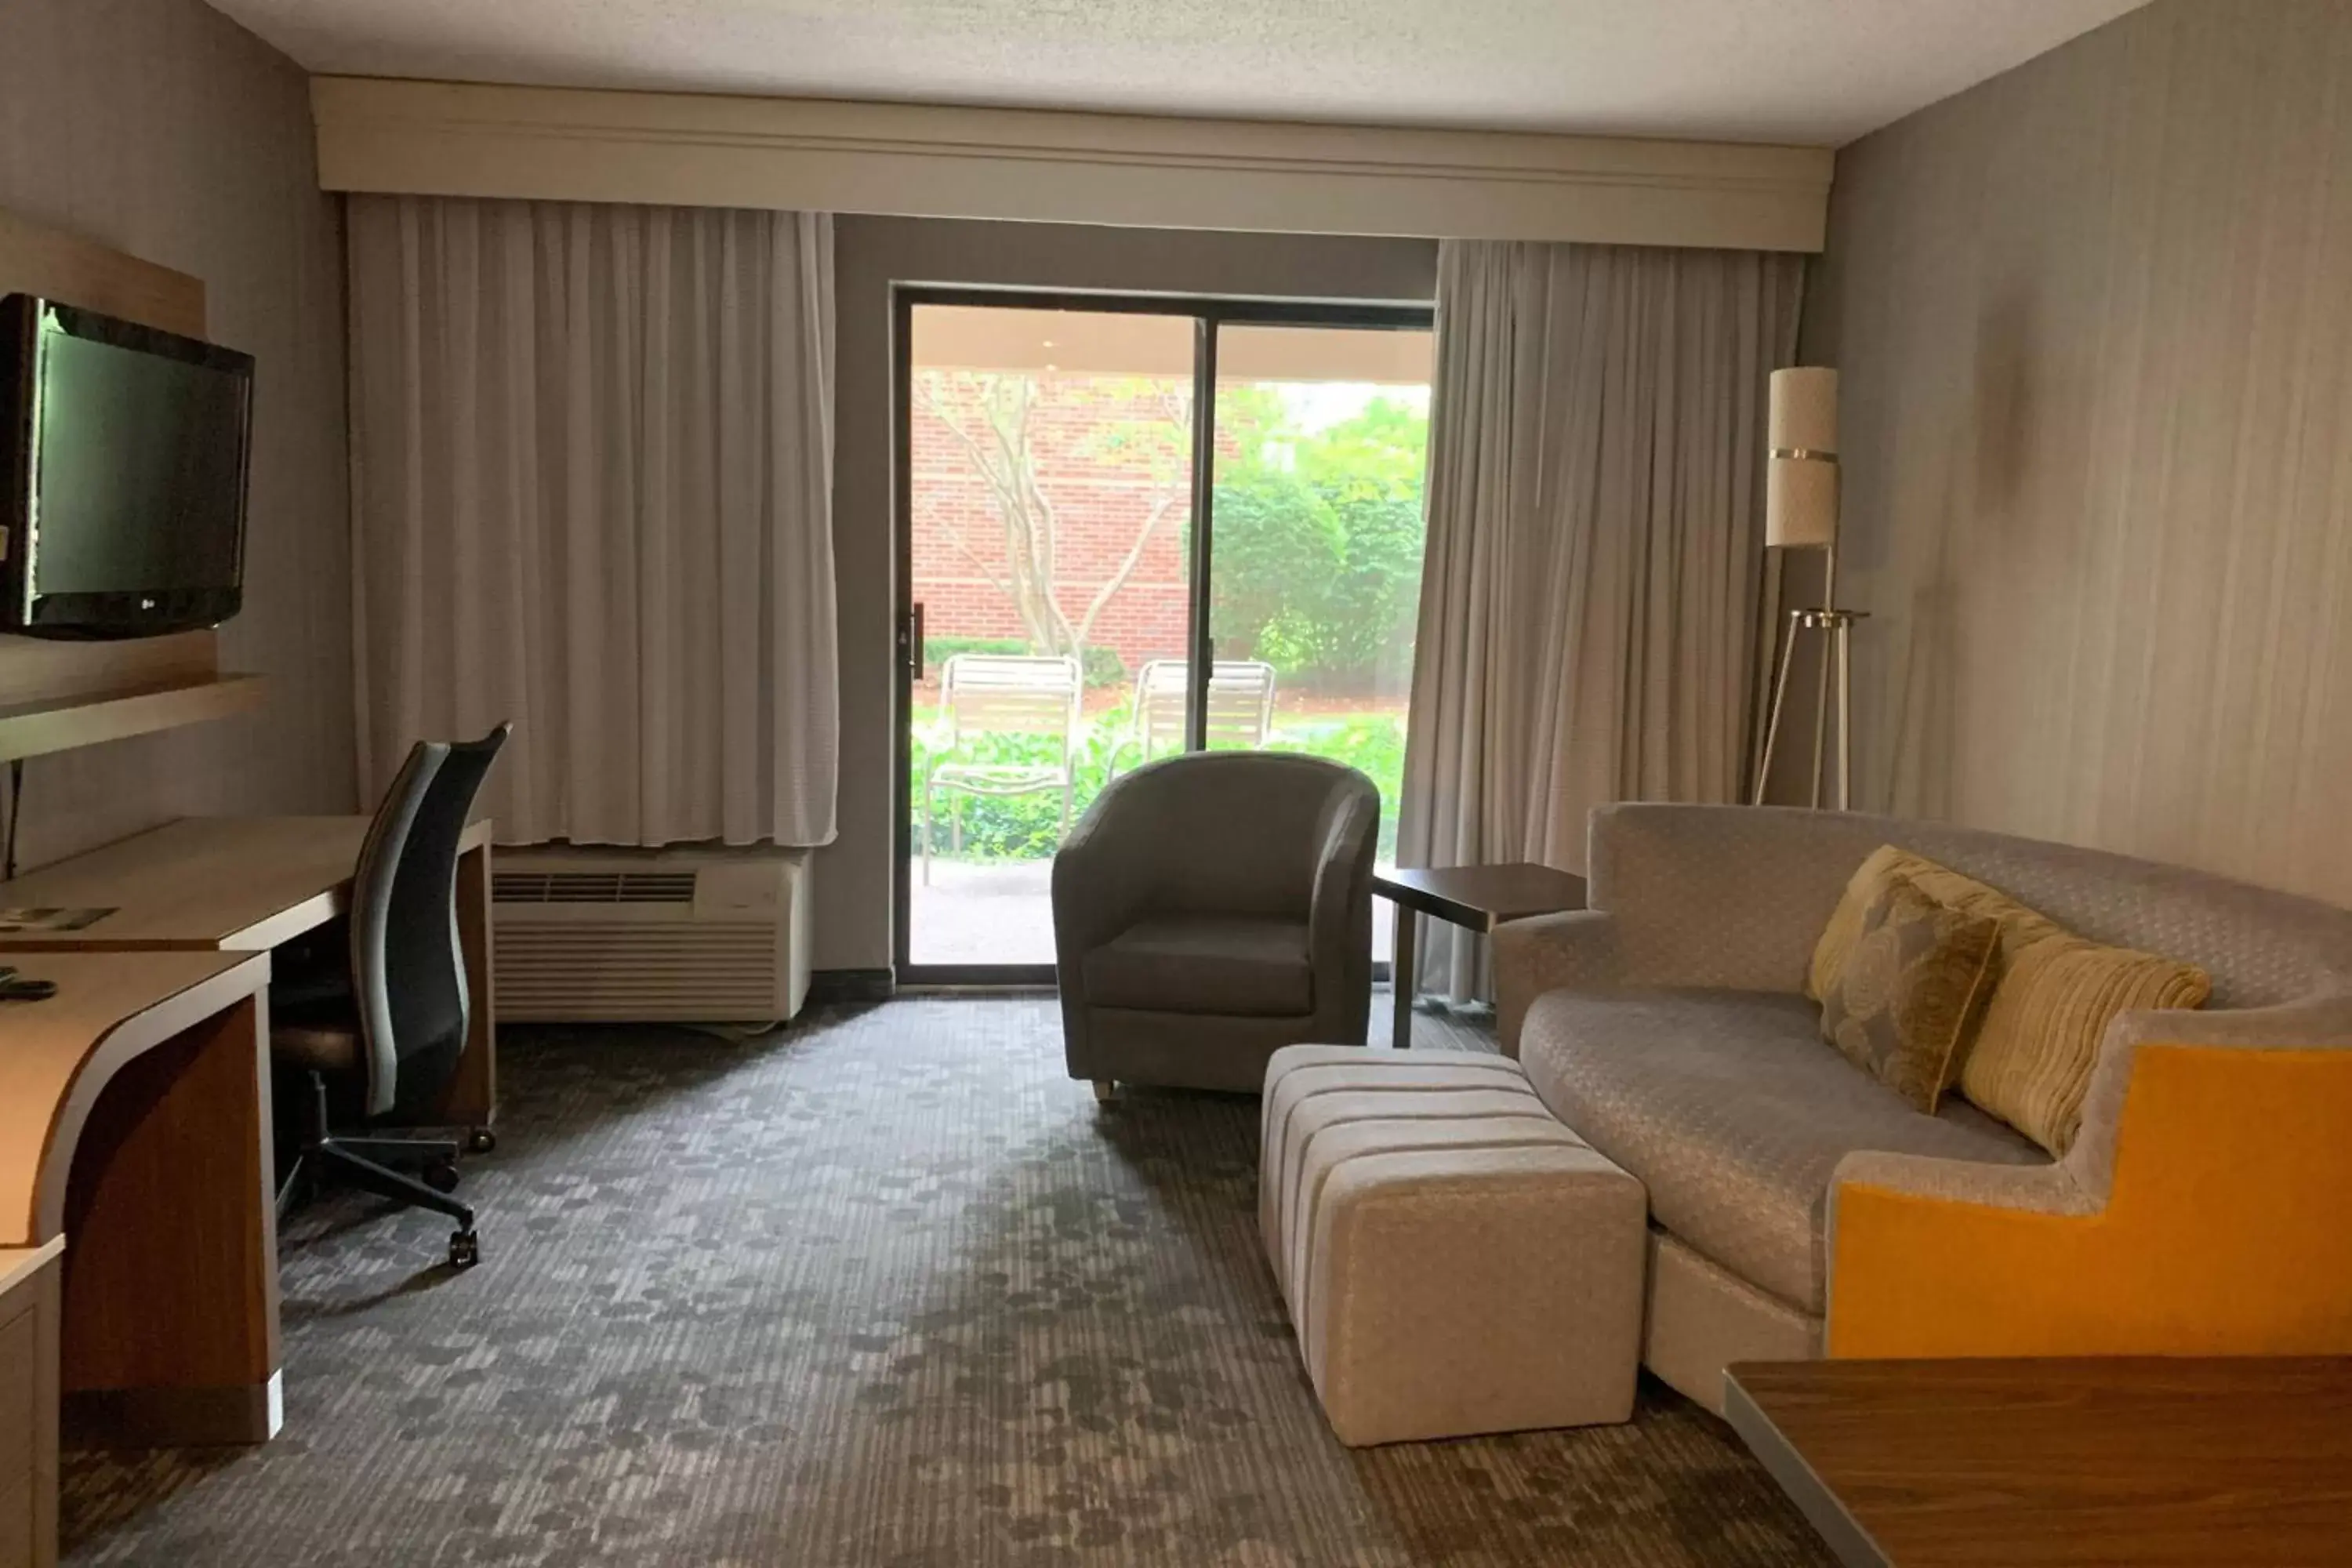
448,1229,481,1269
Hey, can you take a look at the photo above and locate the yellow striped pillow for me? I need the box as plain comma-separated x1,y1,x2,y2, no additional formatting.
1958,936,2212,1156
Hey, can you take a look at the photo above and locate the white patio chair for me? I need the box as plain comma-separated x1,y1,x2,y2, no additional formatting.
921,653,1084,886
1107,659,1279,777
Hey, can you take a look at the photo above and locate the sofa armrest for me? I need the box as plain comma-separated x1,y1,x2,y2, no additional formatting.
1826,1033,2352,1360
1493,911,1628,1056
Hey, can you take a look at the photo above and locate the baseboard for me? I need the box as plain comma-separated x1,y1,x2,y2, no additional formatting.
806,967,896,1006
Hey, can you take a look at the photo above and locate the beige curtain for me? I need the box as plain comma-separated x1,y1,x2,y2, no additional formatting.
1399,239,1804,997
347,196,838,846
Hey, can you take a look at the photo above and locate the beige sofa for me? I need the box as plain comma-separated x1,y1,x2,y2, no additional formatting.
1495,803,2352,1413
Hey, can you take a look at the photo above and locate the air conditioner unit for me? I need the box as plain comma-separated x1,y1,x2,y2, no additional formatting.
490,845,811,1024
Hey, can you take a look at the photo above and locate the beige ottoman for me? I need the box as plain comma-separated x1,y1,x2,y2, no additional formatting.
1259,1044,1646,1446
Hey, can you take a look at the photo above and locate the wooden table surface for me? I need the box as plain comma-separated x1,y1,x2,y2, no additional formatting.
0,814,492,952
1372,863,1588,932
1726,1357,2352,1567
0,951,269,1245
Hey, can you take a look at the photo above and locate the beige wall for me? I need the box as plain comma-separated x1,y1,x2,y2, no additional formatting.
1,0,355,866
1799,0,2352,905
822,217,1436,970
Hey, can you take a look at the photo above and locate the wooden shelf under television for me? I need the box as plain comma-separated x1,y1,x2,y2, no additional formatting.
0,669,267,763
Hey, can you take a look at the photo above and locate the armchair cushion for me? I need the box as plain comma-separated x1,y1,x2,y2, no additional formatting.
1083,916,1313,1017
1520,987,2045,1312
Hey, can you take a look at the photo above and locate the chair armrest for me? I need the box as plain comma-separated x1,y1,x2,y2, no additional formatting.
1826,1033,2352,1360
1050,804,1148,970
1492,911,1628,1055
1305,786,1378,1040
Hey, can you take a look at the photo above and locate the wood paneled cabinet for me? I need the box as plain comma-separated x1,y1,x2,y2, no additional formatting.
0,1242,62,1568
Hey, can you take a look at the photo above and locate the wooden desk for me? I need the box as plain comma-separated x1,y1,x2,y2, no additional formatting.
0,953,280,1450
1726,1357,2352,1567
1374,864,1588,1047
0,815,496,1128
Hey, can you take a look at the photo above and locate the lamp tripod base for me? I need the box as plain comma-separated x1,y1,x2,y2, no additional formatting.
1752,606,1865,811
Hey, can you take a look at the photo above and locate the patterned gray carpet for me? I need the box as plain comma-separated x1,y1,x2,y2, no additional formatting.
63,997,1833,1567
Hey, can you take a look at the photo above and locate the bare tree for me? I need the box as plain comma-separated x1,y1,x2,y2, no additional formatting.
913,371,1191,666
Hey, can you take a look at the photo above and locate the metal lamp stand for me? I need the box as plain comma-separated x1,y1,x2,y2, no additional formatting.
1752,547,1867,811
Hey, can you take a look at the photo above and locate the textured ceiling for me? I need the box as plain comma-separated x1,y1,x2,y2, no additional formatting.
209,0,2149,145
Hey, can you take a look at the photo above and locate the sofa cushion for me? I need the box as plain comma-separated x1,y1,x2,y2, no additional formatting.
1808,844,2070,1002
1962,935,2212,1156
1818,874,2000,1113
1519,987,2045,1313
1083,916,1312,1016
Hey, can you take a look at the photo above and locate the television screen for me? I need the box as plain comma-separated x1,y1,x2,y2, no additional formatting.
2,295,253,639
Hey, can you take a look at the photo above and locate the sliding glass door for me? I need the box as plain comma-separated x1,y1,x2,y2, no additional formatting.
1206,325,1434,967
897,292,1433,980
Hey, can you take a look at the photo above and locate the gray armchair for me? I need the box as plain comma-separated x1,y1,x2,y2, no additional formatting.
1052,750,1380,1094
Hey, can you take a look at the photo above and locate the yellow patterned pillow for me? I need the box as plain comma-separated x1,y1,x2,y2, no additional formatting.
1818,875,2002,1114
1960,936,2212,1156
1807,845,2067,1001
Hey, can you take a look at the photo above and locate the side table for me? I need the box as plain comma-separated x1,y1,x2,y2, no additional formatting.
1373,864,1588,1047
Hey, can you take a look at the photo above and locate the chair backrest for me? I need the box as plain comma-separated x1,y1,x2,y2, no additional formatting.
942,654,1082,747
1078,749,1377,920
1203,660,1278,750
1131,659,1190,760
349,723,511,1118
1130,659,1278,760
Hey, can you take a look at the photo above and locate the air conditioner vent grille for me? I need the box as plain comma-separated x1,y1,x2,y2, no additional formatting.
489,849,808,1025
493,871,699,906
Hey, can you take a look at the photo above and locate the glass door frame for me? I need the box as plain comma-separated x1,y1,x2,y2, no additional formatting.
891,284,1435,985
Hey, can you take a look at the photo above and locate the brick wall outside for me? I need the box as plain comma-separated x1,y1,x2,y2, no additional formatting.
911,371,1196,675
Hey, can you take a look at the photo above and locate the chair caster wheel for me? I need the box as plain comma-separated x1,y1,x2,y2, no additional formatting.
423,1160,461,1194
466,1127,497,1153
448,1229,481,1269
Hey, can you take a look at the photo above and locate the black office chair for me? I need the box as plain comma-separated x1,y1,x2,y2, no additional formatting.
272,723,510,1269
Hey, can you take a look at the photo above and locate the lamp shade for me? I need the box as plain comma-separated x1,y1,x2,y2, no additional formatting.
1769,367,1838,454
1766,367,1839,550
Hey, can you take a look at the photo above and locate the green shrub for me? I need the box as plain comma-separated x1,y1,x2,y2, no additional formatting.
1080,646,1127,690
921,636,1025,677
913,703,1134,862
912,706,1408,864
1205,394,1428,691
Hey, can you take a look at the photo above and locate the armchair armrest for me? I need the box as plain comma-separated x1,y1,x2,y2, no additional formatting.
1492,911,1628,1055
1305,783,1378,1041
1050,799,1149,967
1827,1020,2352,1360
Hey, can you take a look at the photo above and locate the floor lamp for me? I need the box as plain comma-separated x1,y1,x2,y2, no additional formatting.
1751,367,1862,810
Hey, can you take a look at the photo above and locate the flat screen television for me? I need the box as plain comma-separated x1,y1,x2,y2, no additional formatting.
0,293,253,640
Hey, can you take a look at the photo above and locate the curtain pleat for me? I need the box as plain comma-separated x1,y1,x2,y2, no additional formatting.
1399,239,1804,998
347,195,839,847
